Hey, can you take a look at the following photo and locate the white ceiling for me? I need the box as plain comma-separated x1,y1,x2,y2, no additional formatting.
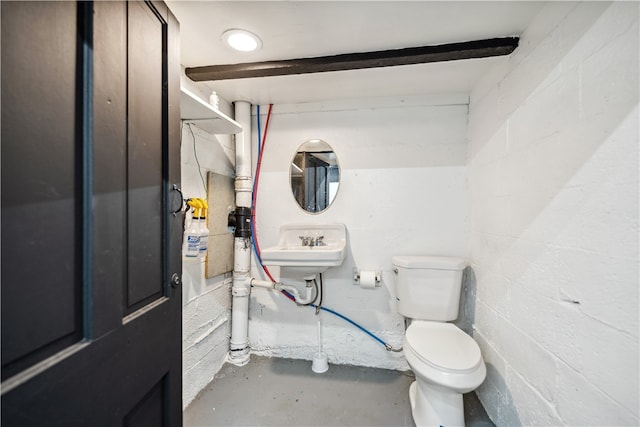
166,1,545,105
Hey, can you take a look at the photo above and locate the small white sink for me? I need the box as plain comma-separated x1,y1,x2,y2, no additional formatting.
261,224,347,273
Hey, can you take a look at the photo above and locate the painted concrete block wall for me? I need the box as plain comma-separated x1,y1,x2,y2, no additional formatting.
249,96,469,370
180,78,236,408
466,2,639,425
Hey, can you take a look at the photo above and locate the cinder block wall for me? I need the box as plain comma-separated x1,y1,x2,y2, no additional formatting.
180,78,236,409
466,2,639,425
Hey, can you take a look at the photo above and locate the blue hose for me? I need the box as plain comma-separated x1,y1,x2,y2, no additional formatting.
310,304,388,348
251,105,263,266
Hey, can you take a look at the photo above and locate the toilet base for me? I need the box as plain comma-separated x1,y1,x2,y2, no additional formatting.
408,380,465,427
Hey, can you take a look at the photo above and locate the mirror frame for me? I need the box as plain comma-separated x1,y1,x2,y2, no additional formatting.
289,139,340,214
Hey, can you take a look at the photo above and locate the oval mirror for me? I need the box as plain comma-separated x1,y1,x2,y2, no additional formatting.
290,139,340,214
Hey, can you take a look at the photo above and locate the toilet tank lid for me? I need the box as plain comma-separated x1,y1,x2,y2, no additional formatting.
392,255,466,270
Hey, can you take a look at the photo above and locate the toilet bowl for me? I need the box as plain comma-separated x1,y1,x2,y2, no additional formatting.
391,255,486,427
404,321,486,427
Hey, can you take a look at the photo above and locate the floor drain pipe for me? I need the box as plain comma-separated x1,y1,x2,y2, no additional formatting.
228,100,252,366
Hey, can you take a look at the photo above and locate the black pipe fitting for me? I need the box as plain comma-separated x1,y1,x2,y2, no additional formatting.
231,206,252,238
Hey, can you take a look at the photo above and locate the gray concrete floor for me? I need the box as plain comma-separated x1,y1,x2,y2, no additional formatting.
184,356,495,427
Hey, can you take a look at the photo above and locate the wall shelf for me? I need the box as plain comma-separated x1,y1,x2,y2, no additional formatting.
180,86,242,134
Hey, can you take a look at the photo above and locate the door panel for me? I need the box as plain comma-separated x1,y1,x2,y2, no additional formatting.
124,375,167,427
92,0,127,338
0,0,83,380
1,2,182,425
126,0,165,313
1,301,176,425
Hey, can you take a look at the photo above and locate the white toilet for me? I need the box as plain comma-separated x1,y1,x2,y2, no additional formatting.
392,255,486,427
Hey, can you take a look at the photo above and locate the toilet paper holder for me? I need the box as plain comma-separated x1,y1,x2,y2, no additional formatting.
353,268,381,288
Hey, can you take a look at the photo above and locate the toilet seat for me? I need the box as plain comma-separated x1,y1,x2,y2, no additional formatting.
405,321,482,373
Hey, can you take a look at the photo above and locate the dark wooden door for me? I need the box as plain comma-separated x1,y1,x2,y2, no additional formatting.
1,1,183,425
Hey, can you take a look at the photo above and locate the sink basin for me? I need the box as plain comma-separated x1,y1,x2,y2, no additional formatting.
261,224,347,273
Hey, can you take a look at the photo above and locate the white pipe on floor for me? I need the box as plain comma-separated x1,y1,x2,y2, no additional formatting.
229,236,251,365
228,101,253,366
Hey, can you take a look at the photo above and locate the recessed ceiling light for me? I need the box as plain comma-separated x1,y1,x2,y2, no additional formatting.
221,29,262,52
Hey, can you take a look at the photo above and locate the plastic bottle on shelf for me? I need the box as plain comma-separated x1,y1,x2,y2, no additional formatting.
209,91,219,110
198,199,209,261
182,200,200,261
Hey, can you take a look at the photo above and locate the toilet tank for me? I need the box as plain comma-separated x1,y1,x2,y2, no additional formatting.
392,255,466,321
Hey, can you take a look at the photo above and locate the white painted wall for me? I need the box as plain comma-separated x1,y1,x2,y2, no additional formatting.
466,2,639,426
249,95,469,370
180,77,236,408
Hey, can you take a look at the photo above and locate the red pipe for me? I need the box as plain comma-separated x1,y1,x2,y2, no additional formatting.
251,105,295,302
251,105,276,279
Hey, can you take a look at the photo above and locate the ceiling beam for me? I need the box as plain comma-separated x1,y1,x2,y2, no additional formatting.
186,37,519,82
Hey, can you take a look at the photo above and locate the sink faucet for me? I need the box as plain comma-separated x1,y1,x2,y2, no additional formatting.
299,235,325,247
299,236,312,246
